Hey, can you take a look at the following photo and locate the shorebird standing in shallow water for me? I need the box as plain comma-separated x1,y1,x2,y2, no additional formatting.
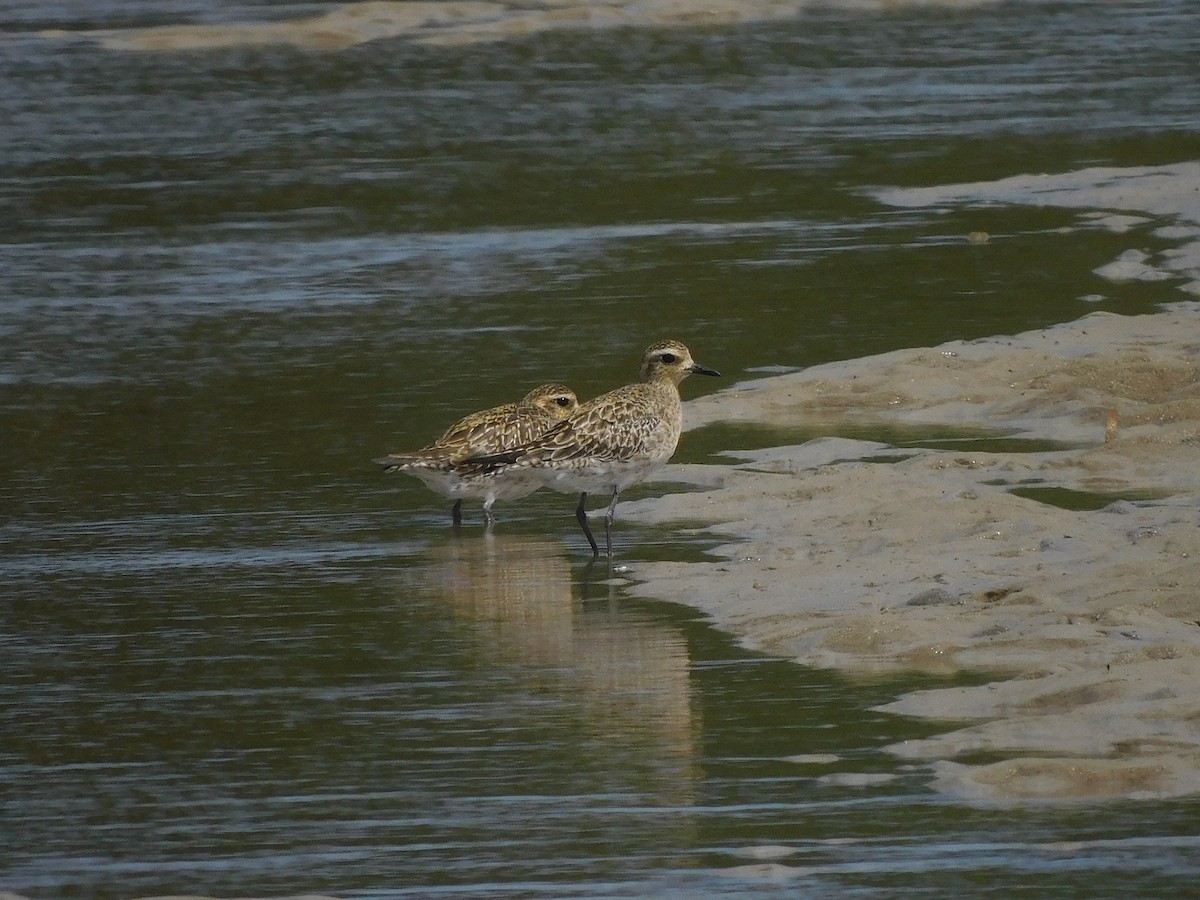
461,340,719,557
373,383,578,528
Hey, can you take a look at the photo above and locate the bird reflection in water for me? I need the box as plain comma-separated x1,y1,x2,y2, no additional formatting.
420,534,699,803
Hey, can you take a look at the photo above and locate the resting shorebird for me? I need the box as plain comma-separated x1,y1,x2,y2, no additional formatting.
460,340,719,556
373,383,578,528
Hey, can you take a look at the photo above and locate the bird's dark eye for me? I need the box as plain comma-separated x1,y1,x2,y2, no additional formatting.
660,353,677,364
556,396,571,407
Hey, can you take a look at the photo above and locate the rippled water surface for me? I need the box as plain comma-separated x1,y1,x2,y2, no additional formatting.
3,1,1200,896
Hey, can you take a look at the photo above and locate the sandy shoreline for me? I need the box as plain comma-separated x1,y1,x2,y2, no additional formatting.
624,163,1200,802
42,0,1010,52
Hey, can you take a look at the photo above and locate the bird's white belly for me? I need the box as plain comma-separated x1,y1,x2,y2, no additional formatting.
535,456,667,495
408,467,543,502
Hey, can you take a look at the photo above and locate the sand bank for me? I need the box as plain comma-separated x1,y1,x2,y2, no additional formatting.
43,0,1006,52
626,162,1200,801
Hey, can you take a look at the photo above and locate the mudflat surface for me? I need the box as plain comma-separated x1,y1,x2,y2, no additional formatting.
629,299,1200,800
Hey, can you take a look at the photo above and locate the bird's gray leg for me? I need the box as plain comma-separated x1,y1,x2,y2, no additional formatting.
575,492,599,556
603,487,620,558
482,497,496,532
451,499,463,531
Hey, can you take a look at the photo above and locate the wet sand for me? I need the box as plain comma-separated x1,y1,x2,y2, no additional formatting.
626,162,1200,801
43,0,1006,52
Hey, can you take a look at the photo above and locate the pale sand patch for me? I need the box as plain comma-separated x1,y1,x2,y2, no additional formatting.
42,0,1007,52
876,161,1200,296
631,304,1200,801
0,896,339,900
626,162,1200,801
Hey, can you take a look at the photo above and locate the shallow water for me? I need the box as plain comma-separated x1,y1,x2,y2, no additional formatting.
3,1,1200,896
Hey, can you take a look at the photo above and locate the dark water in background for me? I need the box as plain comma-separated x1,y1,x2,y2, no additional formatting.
3,1,1200,896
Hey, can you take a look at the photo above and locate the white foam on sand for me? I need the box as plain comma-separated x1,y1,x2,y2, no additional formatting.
41,0,1007,52
626,160,1200,802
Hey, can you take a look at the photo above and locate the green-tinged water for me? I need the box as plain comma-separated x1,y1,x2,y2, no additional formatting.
3,2,1200,896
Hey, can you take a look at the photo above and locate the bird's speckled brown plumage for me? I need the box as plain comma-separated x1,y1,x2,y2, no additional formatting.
373,383,578,527
460,340,719,555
